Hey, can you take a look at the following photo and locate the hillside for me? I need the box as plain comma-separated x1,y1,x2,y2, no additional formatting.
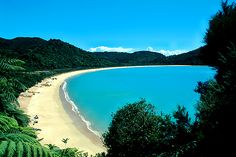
165,47,204,65
0,37,103,70
93,51,167,66
0,37,204,71
94,49,204,65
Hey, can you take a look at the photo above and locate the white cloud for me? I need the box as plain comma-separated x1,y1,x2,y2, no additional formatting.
88,46,135,53
158,49,186,56
88,46,187,56
146,46,186,56
147,46,155,51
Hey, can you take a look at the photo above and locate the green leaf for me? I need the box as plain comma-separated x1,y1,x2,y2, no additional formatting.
6,141,16,157
16,141,24,157
0,141,9,156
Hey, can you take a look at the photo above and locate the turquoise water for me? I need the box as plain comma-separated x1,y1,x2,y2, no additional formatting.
66,66,215,133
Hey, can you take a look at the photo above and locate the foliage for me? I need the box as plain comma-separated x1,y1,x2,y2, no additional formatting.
195,1,236,156
94,48,203,66
62,138,69,148
1,1,235,156
0,140,53,157
0,114,91,157
166,47,204,65
0,57,30,126
0,37,104,70
0,114,55,157
103,99,195,157
0,37,203,71
202,0,236,66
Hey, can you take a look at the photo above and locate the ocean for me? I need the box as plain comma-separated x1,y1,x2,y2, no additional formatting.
64,66,215,134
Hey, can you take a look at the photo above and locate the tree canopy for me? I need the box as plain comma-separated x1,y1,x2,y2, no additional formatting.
103,100,196,157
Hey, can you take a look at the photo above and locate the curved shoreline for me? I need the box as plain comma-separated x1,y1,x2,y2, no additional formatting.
60,81,102,138
18,68,116,155
18,65,192,155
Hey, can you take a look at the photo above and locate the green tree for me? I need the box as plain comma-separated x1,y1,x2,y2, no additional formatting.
104,99,197,157
196,1,236,156
202,0,236,66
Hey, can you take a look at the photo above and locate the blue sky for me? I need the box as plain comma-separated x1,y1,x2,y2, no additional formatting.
0,0,235,55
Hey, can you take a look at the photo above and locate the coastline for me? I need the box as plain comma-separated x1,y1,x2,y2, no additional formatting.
17,65,193,155
18,68,114,155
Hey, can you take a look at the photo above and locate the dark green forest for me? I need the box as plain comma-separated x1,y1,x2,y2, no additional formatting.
1,1,236,156
0,37,203,71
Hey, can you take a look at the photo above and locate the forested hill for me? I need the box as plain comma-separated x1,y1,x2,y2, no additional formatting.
165,47,204,65
0,37,204,70
93,51,167,66
0,37,103,70
93,48,204,66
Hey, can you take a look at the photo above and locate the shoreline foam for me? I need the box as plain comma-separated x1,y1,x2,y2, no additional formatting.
18,65,194,155
18,68,114,155
61,81,102,137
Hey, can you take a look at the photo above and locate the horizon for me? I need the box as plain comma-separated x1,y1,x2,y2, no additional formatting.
1,0,235,56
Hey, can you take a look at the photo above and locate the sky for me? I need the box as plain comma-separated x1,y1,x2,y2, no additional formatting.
0,0,235,55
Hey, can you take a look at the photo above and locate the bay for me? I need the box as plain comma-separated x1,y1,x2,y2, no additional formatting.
66,66,215,133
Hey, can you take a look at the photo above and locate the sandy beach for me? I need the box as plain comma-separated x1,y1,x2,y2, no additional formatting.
18,67,122,155
18,65,190,155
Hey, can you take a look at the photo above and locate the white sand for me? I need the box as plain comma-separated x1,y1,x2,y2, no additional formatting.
18,65,190,155
18,68,120,155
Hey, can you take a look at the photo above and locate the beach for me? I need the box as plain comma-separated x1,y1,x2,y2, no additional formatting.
17,65,191,155
18,67,120,155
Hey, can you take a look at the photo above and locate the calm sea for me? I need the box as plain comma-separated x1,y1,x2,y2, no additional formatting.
65,66,215,133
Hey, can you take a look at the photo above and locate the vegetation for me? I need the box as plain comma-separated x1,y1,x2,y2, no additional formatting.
195,1,236,156
93,49,203,66
0,57,30,126
0,37,103,70
0,56,88,156
166,47,204,65
1,0,235,156
0,37,203,71
0,113,53,157
103,1,236,157
103,100,196,157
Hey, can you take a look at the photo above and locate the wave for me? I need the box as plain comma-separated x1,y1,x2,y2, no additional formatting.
62,81,102,137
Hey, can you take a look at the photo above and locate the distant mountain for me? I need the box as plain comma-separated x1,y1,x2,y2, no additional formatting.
93,51,167,66
0,37,205,70
94,49,204,66
165,47,204,65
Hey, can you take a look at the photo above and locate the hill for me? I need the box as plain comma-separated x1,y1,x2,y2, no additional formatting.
165,47,204,65
0,37,204,71
93,51,167,66
94,49,204,65
0,37,103,70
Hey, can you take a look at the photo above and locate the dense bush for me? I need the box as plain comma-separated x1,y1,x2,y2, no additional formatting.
103,100,196,157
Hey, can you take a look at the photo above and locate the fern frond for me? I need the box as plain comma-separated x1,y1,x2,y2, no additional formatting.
7,59,25,67
0,141,9,156
0,133,39,144
9,78,27,91
19,127,37,138
0,76,7,83
37,146,43,157
32,145,38,157
0,114,18,132
0,119,11,133
5,93,17,103
16,141,24,157
9,109,30,127
6,140,16,157
23,142,31,157
0,58,25,72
